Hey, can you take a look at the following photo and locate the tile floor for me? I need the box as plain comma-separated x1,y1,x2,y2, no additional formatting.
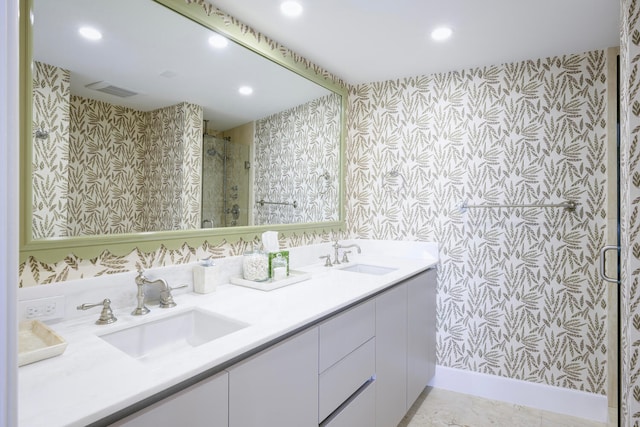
398,387,618,427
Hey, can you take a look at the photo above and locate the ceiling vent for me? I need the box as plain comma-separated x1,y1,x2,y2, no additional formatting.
85,81,138,98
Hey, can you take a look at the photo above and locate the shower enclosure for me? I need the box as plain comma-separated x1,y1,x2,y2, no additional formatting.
201,124,251,228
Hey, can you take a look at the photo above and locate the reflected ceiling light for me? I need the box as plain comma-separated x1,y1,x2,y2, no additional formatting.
78,26,102,41
208,33,229,49
431,26,452,41
238,86,254,95
280,1,303,17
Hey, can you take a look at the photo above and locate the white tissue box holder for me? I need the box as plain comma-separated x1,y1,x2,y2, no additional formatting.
193,264,220,294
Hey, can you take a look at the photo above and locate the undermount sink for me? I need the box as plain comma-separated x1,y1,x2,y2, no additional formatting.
339,264,398,275
99,308,248,362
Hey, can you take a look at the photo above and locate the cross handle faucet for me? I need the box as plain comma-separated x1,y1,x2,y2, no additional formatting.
132,270,187,315
332,241,362,265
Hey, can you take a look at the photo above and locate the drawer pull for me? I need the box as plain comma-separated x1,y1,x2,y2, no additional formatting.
319,376,375,426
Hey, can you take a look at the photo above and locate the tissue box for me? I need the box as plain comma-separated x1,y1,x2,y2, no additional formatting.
193,264,220,293
268,251,289,278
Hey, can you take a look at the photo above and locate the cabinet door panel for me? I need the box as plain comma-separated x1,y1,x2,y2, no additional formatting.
228,328,318,427
407,268,437,407
375,283,408,427
111,371,228,427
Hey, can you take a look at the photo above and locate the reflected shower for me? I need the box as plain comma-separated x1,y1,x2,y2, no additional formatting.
201,120,248,228
204,120,230,160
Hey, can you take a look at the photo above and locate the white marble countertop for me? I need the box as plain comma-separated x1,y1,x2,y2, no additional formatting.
18,241,438,427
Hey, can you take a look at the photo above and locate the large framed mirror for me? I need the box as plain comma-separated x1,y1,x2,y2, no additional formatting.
20,0,346,263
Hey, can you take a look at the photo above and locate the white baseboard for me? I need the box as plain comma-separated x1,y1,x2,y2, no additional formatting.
428,365,609,423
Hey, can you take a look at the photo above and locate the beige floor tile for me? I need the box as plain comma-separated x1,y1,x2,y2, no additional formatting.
399,387,614,427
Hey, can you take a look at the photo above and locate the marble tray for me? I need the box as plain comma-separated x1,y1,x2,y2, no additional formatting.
230,270,311,291
18,320,67,366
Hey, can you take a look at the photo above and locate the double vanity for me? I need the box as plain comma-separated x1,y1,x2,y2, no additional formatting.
18,240,438,427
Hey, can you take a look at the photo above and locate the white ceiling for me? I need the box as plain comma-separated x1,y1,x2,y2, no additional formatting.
32,0,620,131
209,0,621,85
33,0,330,131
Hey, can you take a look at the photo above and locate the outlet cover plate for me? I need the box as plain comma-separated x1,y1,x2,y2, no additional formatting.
18,296,65,321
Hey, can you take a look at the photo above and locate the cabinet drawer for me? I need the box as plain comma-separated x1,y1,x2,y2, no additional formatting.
318,299,375,372
321,380,375,427
319,338,375,422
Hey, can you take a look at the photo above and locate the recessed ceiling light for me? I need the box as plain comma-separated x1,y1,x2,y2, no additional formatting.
78,26,102,41
208,33,229,49
238,86,253,96
431,26,452,41
280,1,303,17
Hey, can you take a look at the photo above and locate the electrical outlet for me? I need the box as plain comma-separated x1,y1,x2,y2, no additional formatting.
19,296,65,321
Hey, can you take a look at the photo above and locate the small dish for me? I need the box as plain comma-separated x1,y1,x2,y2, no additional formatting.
18,320,67,366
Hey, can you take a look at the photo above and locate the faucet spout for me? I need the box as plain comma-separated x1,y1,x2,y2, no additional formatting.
332,241,362,265
132,271,178,315
340,244,362,254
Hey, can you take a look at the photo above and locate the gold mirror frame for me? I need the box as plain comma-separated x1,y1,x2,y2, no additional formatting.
19,0,347,263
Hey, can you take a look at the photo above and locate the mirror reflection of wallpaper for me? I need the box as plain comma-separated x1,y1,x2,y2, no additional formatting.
140,102,202,232
347,51,608,395
253,93,340,225
68,95,145,235
33,62,202,237
22,0,347,287
32,61,70,239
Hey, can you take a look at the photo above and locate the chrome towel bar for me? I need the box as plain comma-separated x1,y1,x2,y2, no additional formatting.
257,199,298,209
459,200,578,213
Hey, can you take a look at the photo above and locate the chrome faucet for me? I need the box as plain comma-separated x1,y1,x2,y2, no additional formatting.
332,241,361,265
132,270,186,315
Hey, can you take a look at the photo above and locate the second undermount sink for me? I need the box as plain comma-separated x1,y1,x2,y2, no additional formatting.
339,264,398,275
99,308,248,362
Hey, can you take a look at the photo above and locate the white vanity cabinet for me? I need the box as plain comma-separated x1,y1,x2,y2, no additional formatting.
104,267,436,427
109,371,229,427
375,267,437,427
227,327,319,427
407,267,437,405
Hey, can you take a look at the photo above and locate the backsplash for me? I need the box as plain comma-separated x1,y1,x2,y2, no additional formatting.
347,51,608,394
253,93,341,225
18,231,338,286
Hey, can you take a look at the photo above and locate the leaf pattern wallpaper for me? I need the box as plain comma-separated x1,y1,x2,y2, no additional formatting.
139,102,203,232
25,1,640,424
347,51,609,395
68,95,145,236
32,62,203,237
31,62,70,239
254,93,341,225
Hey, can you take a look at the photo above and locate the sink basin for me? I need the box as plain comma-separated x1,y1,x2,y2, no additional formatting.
339,264,397,275
99,309,248,362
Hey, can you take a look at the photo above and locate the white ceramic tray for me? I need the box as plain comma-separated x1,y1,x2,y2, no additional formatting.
18,320,67,367
230,270,311,291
